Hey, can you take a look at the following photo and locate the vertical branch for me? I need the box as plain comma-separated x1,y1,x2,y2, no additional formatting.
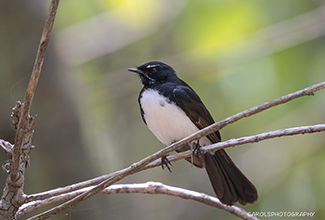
0,0,60,219
11,0,60,182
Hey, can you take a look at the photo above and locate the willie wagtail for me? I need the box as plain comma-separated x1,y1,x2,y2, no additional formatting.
129,61,257,205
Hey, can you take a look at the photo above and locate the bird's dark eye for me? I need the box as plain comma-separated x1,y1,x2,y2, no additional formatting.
150,67,157,73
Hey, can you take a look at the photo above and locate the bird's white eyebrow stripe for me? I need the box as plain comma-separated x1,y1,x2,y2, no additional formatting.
147,64,157,68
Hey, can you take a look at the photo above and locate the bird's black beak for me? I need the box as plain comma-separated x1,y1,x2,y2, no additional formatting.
128,68,143,75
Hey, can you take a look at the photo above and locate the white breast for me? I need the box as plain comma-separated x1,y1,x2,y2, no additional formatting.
140,89,210,146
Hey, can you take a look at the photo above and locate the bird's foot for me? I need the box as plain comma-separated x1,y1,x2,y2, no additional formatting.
192,140,203,161
161,156,172,173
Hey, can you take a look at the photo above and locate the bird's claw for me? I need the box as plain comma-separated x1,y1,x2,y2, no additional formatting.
161,156,172,173
192,140,203,161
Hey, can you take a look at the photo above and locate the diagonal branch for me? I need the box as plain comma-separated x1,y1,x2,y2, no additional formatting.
177,81,325,147
25,81,325,205
24,123,325,219
25,124,325,201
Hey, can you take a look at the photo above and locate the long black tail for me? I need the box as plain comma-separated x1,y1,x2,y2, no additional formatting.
204,150,258,205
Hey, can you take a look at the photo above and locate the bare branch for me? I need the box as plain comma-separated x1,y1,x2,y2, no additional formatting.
24,123,324,219
25,124,325,201
20,182,260,220
25,158,165,219
25,82,325,219
0,1,60,219
24,172,117,202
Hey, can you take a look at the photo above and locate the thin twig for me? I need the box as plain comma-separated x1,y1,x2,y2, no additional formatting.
146,124,325,168
25,81,325,205
20,182,260,220
11,0,60,182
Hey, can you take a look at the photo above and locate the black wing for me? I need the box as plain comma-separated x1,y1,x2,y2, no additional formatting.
173,85,221,143
174,84,258,205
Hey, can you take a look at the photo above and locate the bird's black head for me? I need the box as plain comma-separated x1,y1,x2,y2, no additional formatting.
128,61,177,86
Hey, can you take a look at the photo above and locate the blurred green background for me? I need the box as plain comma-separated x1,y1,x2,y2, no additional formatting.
1,0,325,219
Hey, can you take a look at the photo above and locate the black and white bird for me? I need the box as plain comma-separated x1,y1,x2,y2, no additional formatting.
129,61,257,205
